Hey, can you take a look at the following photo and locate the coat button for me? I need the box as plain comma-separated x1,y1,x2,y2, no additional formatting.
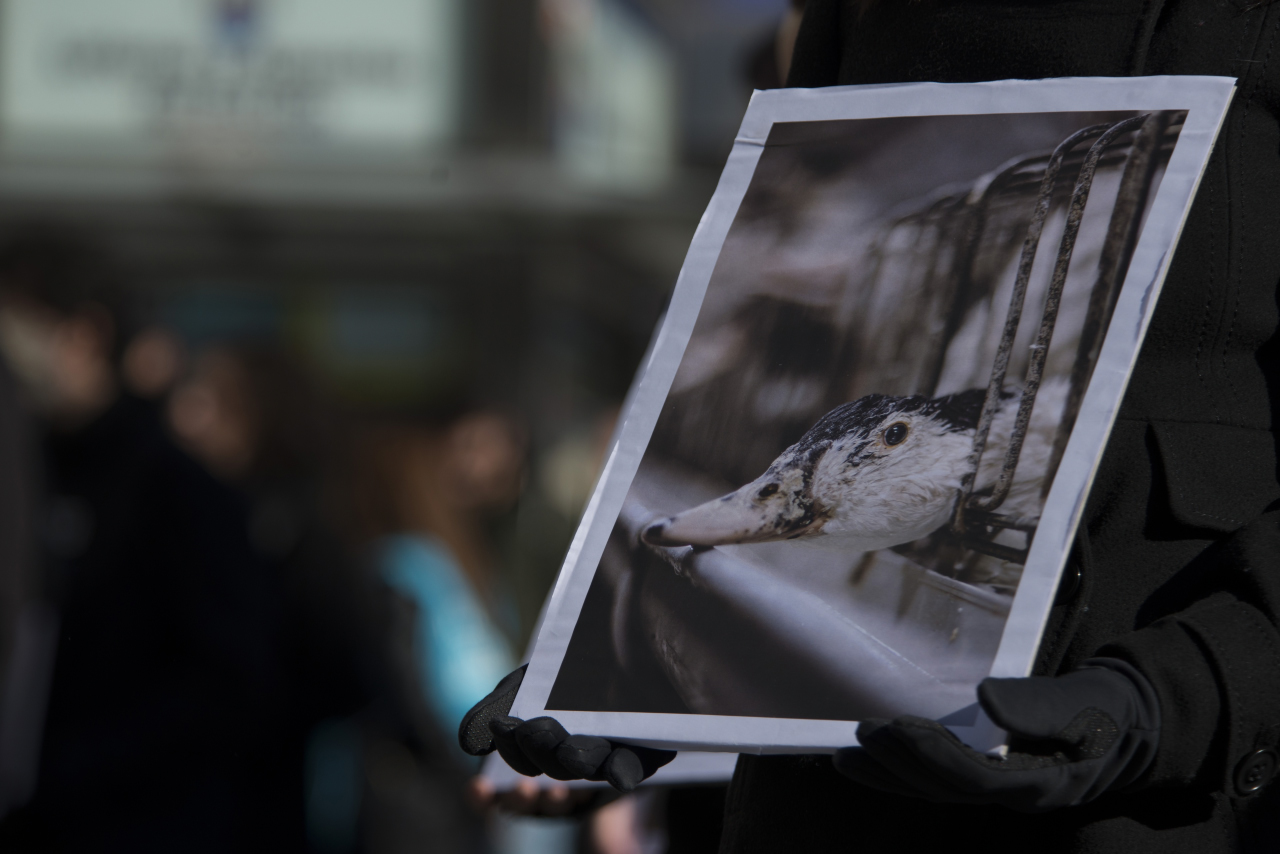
1233,749,1278,796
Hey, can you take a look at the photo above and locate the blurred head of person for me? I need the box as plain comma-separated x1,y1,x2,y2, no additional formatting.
168,344,331,487
354,408,526,534
349,404,526,590
445,411,528,513
122,326,186,401
0,227,123,428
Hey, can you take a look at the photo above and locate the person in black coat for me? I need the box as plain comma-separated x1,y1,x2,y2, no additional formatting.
708,3,1280,852
462,2,1280,852
0,231,287,853
168,343,482,853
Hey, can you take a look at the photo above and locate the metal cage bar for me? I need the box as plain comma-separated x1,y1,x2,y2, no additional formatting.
918,152,1056,396
1040,112,1172,494
953,114,1155,563
950,121,1115,533
972,114,1152,513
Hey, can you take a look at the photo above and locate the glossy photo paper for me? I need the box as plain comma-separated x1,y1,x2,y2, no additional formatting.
512,77,1234,753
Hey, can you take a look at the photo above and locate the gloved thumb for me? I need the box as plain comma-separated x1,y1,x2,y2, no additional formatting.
977,674,1088,740
459,665,527,755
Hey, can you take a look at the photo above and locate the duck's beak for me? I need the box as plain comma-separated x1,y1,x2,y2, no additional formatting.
642,487,810,547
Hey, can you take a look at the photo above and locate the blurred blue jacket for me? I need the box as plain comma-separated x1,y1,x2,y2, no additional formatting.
380,535,515,743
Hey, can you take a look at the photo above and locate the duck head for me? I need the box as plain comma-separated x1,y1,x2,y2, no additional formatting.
642,388,987,553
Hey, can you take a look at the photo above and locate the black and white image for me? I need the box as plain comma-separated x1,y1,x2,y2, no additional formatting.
512,79,1233,752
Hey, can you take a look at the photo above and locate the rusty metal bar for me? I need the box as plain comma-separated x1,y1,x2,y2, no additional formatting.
1041,113,1167,495
919,153,1052,396
971,114,1151,514
951,121,1114,531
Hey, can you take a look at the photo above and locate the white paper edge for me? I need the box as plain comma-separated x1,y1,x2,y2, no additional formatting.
511,75,1237,754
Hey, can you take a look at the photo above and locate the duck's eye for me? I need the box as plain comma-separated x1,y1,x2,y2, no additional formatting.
883,422,909,446
756,483,780,499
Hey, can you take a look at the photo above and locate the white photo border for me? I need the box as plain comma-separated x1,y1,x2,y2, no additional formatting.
511,76,1236,754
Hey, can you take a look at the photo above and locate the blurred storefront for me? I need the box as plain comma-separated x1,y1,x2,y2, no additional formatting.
0,0,788,621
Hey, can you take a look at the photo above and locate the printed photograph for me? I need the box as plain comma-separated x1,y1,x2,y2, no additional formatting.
543,109,1185,725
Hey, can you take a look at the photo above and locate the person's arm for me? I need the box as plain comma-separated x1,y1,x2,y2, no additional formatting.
1097,506,1280,795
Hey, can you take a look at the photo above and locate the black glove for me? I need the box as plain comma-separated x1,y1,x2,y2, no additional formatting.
458,665,677,793
832,658,1160,813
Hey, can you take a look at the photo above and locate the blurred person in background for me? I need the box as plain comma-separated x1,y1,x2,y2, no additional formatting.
169,345,481,854
350,407,524,757
348,404,609,853
0,226,285,853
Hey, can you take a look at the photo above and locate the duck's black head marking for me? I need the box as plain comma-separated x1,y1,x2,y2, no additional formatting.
772,386,1002,481
922,387,992,432
842,438,873,468
794,387,991,450
800,394,897,445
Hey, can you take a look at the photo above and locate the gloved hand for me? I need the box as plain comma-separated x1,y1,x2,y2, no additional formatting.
458,665,677,793
833,657,1160,813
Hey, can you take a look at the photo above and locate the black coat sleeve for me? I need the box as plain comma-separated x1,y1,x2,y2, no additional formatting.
1099,506,1280,795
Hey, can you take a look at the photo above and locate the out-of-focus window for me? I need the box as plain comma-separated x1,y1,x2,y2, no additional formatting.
542,0,676,191
1,0,461,160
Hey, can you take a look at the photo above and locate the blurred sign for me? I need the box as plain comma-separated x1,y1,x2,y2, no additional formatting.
1,0,460,153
